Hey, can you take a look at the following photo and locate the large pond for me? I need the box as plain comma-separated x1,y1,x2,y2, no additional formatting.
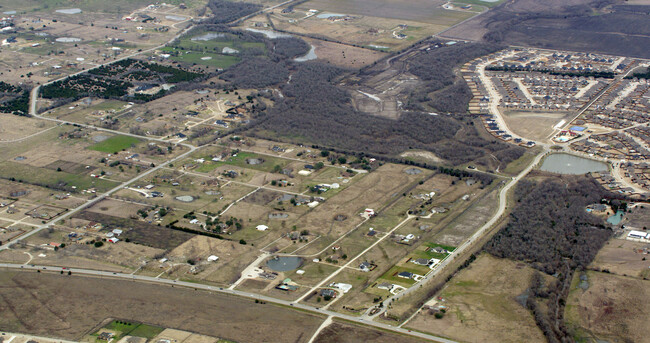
245,28,292,39
266,256,302,272
191,33,225,41
540,153,608,175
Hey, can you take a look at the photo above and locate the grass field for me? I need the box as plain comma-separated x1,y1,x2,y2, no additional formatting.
0,161,119,193
195,151,290,173
565,271,650,343
0,271,325,343
98,320,164,340
404,253,546,343
88,135,141,154
170,52,241,68
451,0,505,8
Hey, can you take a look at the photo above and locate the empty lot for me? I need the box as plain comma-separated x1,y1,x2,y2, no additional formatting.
0,271,324,343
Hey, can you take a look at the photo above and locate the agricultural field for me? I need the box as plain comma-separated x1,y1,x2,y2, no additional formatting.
265,4,476,51
0,270,325,343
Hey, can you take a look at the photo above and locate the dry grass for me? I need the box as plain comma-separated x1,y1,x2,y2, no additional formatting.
566,271,650,343
301,37,388,68
502,110,573,142
0,271,324,343
404,253,546,343
590,239,650,279
314,320,429,343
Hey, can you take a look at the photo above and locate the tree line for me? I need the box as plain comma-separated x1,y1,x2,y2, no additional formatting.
484,175,614,342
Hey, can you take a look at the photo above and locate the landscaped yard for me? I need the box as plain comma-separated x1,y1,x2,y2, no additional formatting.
89,135,141,153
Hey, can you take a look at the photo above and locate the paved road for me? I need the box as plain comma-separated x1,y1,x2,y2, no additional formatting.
0,263,457,343
0,144,197,251
365,146,548,319
294,214,414,304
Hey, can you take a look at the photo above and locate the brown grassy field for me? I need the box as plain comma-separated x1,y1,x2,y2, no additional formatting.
301,37,388,68
167,235,259,285
590,239,650,279
314,320,429,343
0,271,324,343
299,0,452,23
566,271,650,343
502,110,572,142
404,253,546,343
0,116,56,142
74,211,193,250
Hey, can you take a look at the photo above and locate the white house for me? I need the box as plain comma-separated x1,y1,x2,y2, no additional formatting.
256,225,269,231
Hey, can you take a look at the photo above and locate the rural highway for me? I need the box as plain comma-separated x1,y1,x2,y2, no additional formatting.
0,143,197,252
0,263,457,343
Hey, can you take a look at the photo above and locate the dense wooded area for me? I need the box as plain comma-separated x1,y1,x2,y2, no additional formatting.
0,81,30,116
403,42,501,113
204,0,262,25
484,175,612,343
485,176,611,274
246,60,523,167
220,58,289,88
40,59,204,105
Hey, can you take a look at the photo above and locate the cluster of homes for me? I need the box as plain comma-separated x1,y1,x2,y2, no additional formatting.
481,115,536,147
582,79,650,130
571,131,650,192
493,49,631,74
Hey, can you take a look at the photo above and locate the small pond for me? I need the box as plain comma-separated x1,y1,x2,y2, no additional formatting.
316,13,346,19
56,37,82,43
540,153,608,175
607,210,624,225
267,256,302,272
55,8,82,14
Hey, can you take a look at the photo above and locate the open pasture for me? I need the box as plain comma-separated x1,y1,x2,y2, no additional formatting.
404,254,546,343
0,270,325,343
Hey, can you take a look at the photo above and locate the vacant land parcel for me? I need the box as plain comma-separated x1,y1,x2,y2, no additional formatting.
0,271,324,343
405,254,546,343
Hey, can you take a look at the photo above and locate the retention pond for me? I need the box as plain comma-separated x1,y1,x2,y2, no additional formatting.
540,153,608,175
